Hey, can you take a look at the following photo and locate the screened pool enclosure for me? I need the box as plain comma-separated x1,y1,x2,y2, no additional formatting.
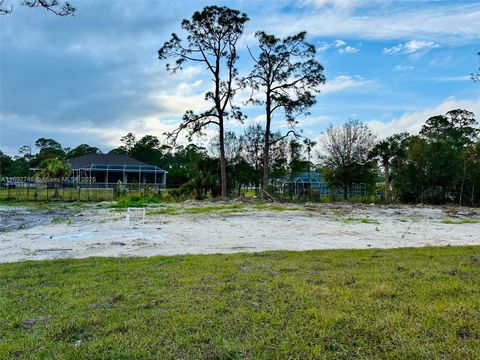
273,172,367,198
67,154,167,189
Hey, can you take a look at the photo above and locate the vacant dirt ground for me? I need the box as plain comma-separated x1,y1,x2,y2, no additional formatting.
0,202,479,263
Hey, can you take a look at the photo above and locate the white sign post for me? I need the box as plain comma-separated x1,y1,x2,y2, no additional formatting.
126,207,145,228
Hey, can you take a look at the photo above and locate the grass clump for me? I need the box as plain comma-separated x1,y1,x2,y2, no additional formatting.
1,246,479,358
184,204,245,214
252,203,301,211
50,217,72,224
146,207,179,215
147,204,246,216
109,195,162,208
341,216,379,224
442,218,480,225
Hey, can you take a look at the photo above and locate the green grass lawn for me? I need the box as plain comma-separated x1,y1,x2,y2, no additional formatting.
1,246,479,359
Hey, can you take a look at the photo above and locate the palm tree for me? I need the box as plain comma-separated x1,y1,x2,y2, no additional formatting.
40,158,72,197
370,133,409,203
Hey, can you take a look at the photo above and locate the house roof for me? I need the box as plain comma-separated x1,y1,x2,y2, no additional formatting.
68,154,166,172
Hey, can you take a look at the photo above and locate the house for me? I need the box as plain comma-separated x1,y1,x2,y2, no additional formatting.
68,153,167,189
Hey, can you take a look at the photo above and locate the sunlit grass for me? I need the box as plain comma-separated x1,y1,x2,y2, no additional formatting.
1,246,479,358
441,218,480,225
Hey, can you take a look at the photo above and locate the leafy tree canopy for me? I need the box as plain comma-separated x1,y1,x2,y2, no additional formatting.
0,0,75,16
66,144,101,159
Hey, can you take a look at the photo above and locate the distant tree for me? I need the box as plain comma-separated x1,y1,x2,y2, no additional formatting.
369,132,410,203
31,138,65,167
4,145,34,176
303,138,317,172
107,133,166,166
242,31,325,195
180,148,221,199
269,131,290,181
35,138,62,151
168,144,203,188
8,158,31,177
40,158,71,197
465,141,480,205
108,147,127,155
420,109,478,147
18,144,34,161
0,0,75,16
395,136,429,203
392,110,479,205
120,133,137,153
288,139,309,176
210,131,261,196
158,6,249,198
130,135,163,165
209,131,243,163
240,124,264,191
420,109,478,204
66,144,101,159
0,150,14,176
230,158,254,197
320,119,376,198
472,51,480,82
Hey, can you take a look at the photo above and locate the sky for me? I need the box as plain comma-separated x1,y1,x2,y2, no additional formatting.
0,0,479,156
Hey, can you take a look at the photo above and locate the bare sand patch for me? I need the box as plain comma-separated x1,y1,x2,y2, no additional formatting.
0,202,479,263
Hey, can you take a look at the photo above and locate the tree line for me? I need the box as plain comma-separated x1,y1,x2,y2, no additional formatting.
1,107,479,205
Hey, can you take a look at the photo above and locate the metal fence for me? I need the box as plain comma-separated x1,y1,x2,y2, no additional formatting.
0,179,163,202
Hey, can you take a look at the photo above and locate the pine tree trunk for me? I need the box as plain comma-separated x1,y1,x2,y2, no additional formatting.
384,160,390,203
262,94,271,197
459,155,466,205
471,183,475,206
219,114,228,198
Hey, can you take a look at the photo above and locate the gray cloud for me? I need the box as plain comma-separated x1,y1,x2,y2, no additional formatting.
1,0,479,155
0,1,219,154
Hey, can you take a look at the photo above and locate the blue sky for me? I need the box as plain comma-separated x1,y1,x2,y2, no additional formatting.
1,0,479,155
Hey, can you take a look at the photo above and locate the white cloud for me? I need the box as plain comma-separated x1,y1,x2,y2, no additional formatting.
151,93,205,116
316,40,359,54
429,55,453,67
173,65,204,79
256,2,480,44
339,45,359,54
317,42,331,53
175,80,204,94
393,65,414,72
367,98,480,138
302,0,367,11
431,75,472,82
321,75,376,94
299,115,333,128
383,40,439,55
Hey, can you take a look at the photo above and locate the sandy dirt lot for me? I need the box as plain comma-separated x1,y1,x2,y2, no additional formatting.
0,202,479,263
